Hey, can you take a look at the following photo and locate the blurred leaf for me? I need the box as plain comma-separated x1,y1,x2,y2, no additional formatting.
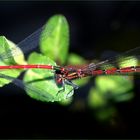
23,52,74,102
0,36,26,87
58,97,73,106
88,87,107,108
118,56,138,68
114,91,134,102
40,14,69,65
95,106,117,121
88,87,117,121
95,75,134,102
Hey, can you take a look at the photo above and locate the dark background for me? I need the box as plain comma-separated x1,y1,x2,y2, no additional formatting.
0,1,140,139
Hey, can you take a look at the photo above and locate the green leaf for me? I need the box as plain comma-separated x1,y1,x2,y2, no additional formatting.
95,106,117,121
58,97,73,106
95,75,134,102
118,56,138,68
0,36,26,64
23,52,74,102
88,87,117,121
88,87,107,108
40,14,69,65
0,36,26,87
114,91,134,102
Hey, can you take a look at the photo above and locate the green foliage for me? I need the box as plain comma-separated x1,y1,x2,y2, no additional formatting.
0,36,26,64
0,36,25,87
23,52,73,102
95,106,117,121
23,15,72,102
88,75,134,121
40,14,69,65
95,76,133,100
0,14,136,121
0,15,72,102
88,87,107,108
118,56,138,68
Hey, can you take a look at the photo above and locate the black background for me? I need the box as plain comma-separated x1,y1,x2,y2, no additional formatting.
0,1,140,139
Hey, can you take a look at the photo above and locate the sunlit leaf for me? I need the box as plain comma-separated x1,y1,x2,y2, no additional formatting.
23,52,74,102
0,36,26,64
118,56,138,68
0,36,26,87
40,14,69,65
58,97,73,106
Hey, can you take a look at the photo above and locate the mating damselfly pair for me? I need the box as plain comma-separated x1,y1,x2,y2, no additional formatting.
0,20,140,102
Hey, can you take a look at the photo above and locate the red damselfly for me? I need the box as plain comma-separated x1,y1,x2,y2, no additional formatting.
0,24,140,99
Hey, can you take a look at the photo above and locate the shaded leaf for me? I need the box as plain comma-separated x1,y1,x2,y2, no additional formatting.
95,106,117,121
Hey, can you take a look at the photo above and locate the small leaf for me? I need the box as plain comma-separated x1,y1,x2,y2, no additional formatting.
88,87,117,121
0,36,26,64
40,14,69,65
95,75,134,102
0,36,26,87
95,107,117,121
118,56,138,68
88,87,107,108
23,52,74,102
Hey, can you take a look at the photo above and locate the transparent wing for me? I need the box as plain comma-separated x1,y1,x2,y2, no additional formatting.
0,26,45,61
0,73,54,101
0,22,54,61
65,47,140,72
93,46,140,70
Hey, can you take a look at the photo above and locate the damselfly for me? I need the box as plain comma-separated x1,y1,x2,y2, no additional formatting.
0,24,140,100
